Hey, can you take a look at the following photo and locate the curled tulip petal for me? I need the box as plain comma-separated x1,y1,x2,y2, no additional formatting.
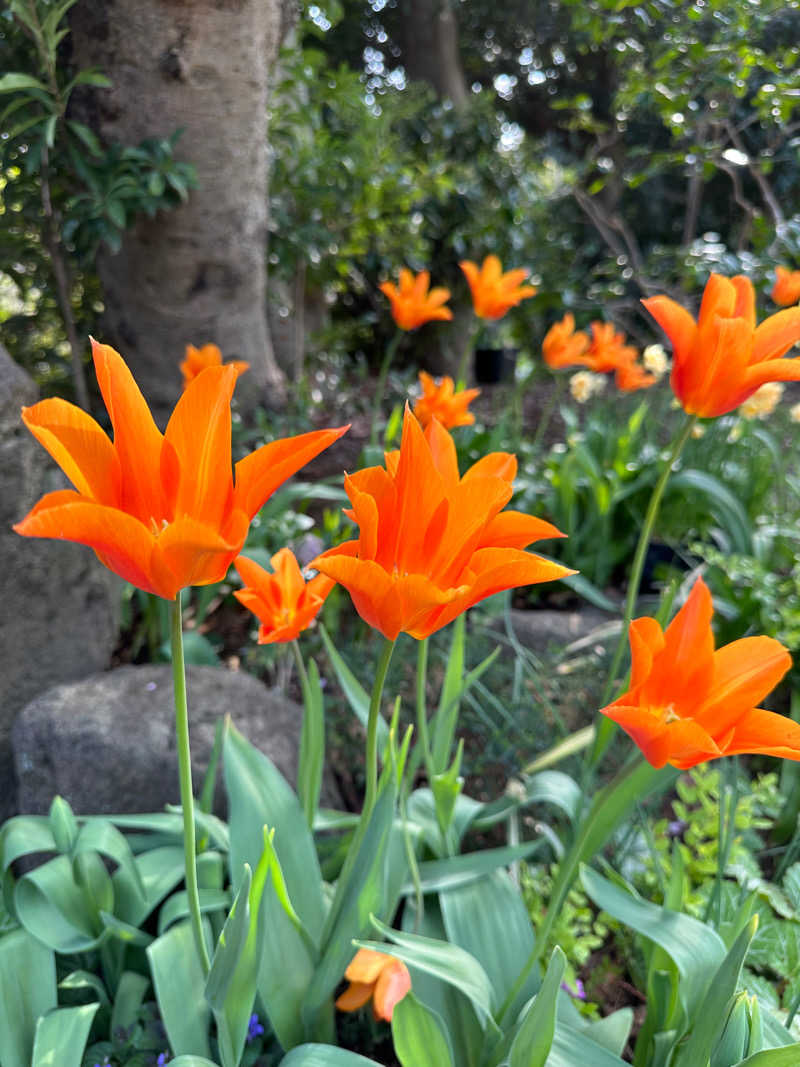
336,949,411,1022
234,548,334,644
460,256,537,320
380,269,453,330
413,372,479,430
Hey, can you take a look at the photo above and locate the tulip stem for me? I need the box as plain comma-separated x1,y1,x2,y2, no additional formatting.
370,331,403,446
592,412,697,764
170,591,211,977
415,638,435,780
531,374,565,452
364,637,396,818
456,321,481,388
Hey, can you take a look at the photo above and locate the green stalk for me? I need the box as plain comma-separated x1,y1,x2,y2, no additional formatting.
593,412,698,762
415,638,434,780
363,638,396,818
531,374,565,451
170,591,211,976
370,330,403,446
455,320,482,388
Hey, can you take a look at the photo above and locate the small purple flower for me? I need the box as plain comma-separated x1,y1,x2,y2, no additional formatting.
156,1054,169,1066
668,819,688,837
560,978,587,1000
247,1013,265,1042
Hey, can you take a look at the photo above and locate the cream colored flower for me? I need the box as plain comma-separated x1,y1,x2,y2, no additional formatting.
739,381,784,420
789,402,800,423
691,424,706,439
642,343,669,378
569,370,606,403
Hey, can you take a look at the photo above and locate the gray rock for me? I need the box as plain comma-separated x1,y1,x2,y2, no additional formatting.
0,345,119,822
12,665,329,817
493,607,615,656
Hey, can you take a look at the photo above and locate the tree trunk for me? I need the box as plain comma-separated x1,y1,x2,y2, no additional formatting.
69,0,286,419
399,0,469,110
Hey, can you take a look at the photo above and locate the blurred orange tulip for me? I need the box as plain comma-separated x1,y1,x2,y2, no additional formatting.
614,361,657,392
234,549,334,643
600,578,797,769
460,255,537,320
643,273,800,417
413,371,479,429
335,948,411,1022
542,313,590,370
772,266,800,307
582,322,639,373
379,269,453,331
14,340,347,600
180,342,250,389
313,407,573,640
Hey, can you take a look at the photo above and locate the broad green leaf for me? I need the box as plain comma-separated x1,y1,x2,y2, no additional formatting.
48,796,78,853
15,855,103,953
319,625,389,750
672,916,758,1067
157,888,230,935
111,971,150,1037
359,914,495,1021
547,1025,629,1066
400,841,546,896
711,992,749,1067
738,1048,800,1066
431,614,465,773
298,656,326,827
392,992,454,1067
304,780,400,1022
509,946,565,1067
31,1003,98,1067
58,970,109,1008
147,919,212,1058
440,868,537,1019
1,816,56,870
224,721,324,942
581,1007,634,1056
581,865,725,1016
668,469,752,553
169,1059,222,1066
99,909,153,947
279,1047,382,1066
472,770,583,829
114,845,185,927
0,927,56,1067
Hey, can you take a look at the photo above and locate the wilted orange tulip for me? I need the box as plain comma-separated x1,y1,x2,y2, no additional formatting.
643,273,800,417
379,269,453,331
180,343,250,389
582,322,639,374
542,314,590,370
413,371,480,430
600,578,797,769
14,340,347,600
460,255,537,320
313,407,573,640
772,266,800,307
234,549,334,643
335,948,411,1022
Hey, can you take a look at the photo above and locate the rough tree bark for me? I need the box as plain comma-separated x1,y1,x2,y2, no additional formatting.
69,0,286,418
399,0,469,110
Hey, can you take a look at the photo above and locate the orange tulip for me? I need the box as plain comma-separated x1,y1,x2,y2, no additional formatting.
413,371,480,430
582,322,639,374
542,313,590,370
335,948,411,1022
180,342,250,389
313,407,573,640
600,577,797,770
772,266,800,307
14,340,347,600
642,273,800,417
614,361,657,393
234,549,334,643
379,269,453,331
460,255,537,320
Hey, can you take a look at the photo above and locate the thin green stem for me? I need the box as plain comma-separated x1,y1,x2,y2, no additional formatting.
531,375,565,452
593,412,698,761
170,592,210,976
456,321,482,387
363,638,396,818
415,638,434,779
291,638,310,693
370,330,403,446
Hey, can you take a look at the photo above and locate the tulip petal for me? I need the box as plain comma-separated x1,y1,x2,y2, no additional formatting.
14,492,162,596
155,511,248,591
646,578,714,709
627,616,665,691
164,364,237,527
752,307,800,363
424,418,460,490
642,296,697,368
464,452,517,483
372,959,411,1021
335,982,374,1012
91,339,165,525
741,357,800,396
694,636,792,734
721,707,800,760
234,426,349,520
344,948,389,984
20,398,120,505
478,510,565,550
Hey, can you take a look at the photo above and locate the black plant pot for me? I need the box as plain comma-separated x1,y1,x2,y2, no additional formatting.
474,347,518,384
